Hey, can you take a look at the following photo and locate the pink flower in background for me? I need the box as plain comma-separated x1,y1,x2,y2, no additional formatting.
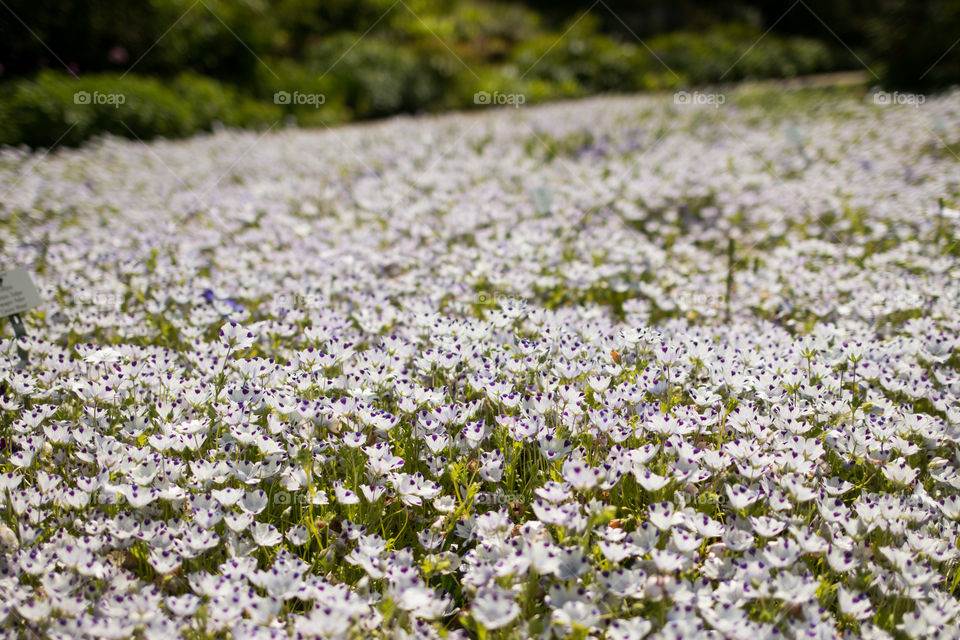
108,46,128,64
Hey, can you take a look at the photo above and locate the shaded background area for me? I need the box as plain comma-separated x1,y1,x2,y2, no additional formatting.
1,0,957,147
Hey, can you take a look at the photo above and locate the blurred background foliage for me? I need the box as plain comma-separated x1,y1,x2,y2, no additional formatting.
0,0,957,147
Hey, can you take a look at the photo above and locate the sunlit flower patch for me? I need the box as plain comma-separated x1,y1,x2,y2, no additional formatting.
1,86,960,639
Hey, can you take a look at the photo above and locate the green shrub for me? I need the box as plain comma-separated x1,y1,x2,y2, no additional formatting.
0,71,281,148
304,34,448,118
648,24,838,84
0,11,854,148
251,60,353,126
509,14,650,94
505,19,837,97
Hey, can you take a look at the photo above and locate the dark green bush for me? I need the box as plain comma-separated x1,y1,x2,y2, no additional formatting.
507,19,838,96
509,14,650,94
0,71,281,148
0,4,858,149
647,23,838,84
303,35,448,118
251,59,352,127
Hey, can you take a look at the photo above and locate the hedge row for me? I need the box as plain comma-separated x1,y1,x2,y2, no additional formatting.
0,23,844,148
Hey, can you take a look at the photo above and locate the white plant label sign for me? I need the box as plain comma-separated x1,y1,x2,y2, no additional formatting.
0,269,42,318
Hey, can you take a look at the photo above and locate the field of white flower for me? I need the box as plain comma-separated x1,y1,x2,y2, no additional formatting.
1,84,960,640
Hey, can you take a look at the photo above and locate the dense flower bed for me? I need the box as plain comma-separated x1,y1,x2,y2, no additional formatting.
1,86,960,639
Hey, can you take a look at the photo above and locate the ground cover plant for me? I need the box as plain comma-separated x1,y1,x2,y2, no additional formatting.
1,84,960,639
